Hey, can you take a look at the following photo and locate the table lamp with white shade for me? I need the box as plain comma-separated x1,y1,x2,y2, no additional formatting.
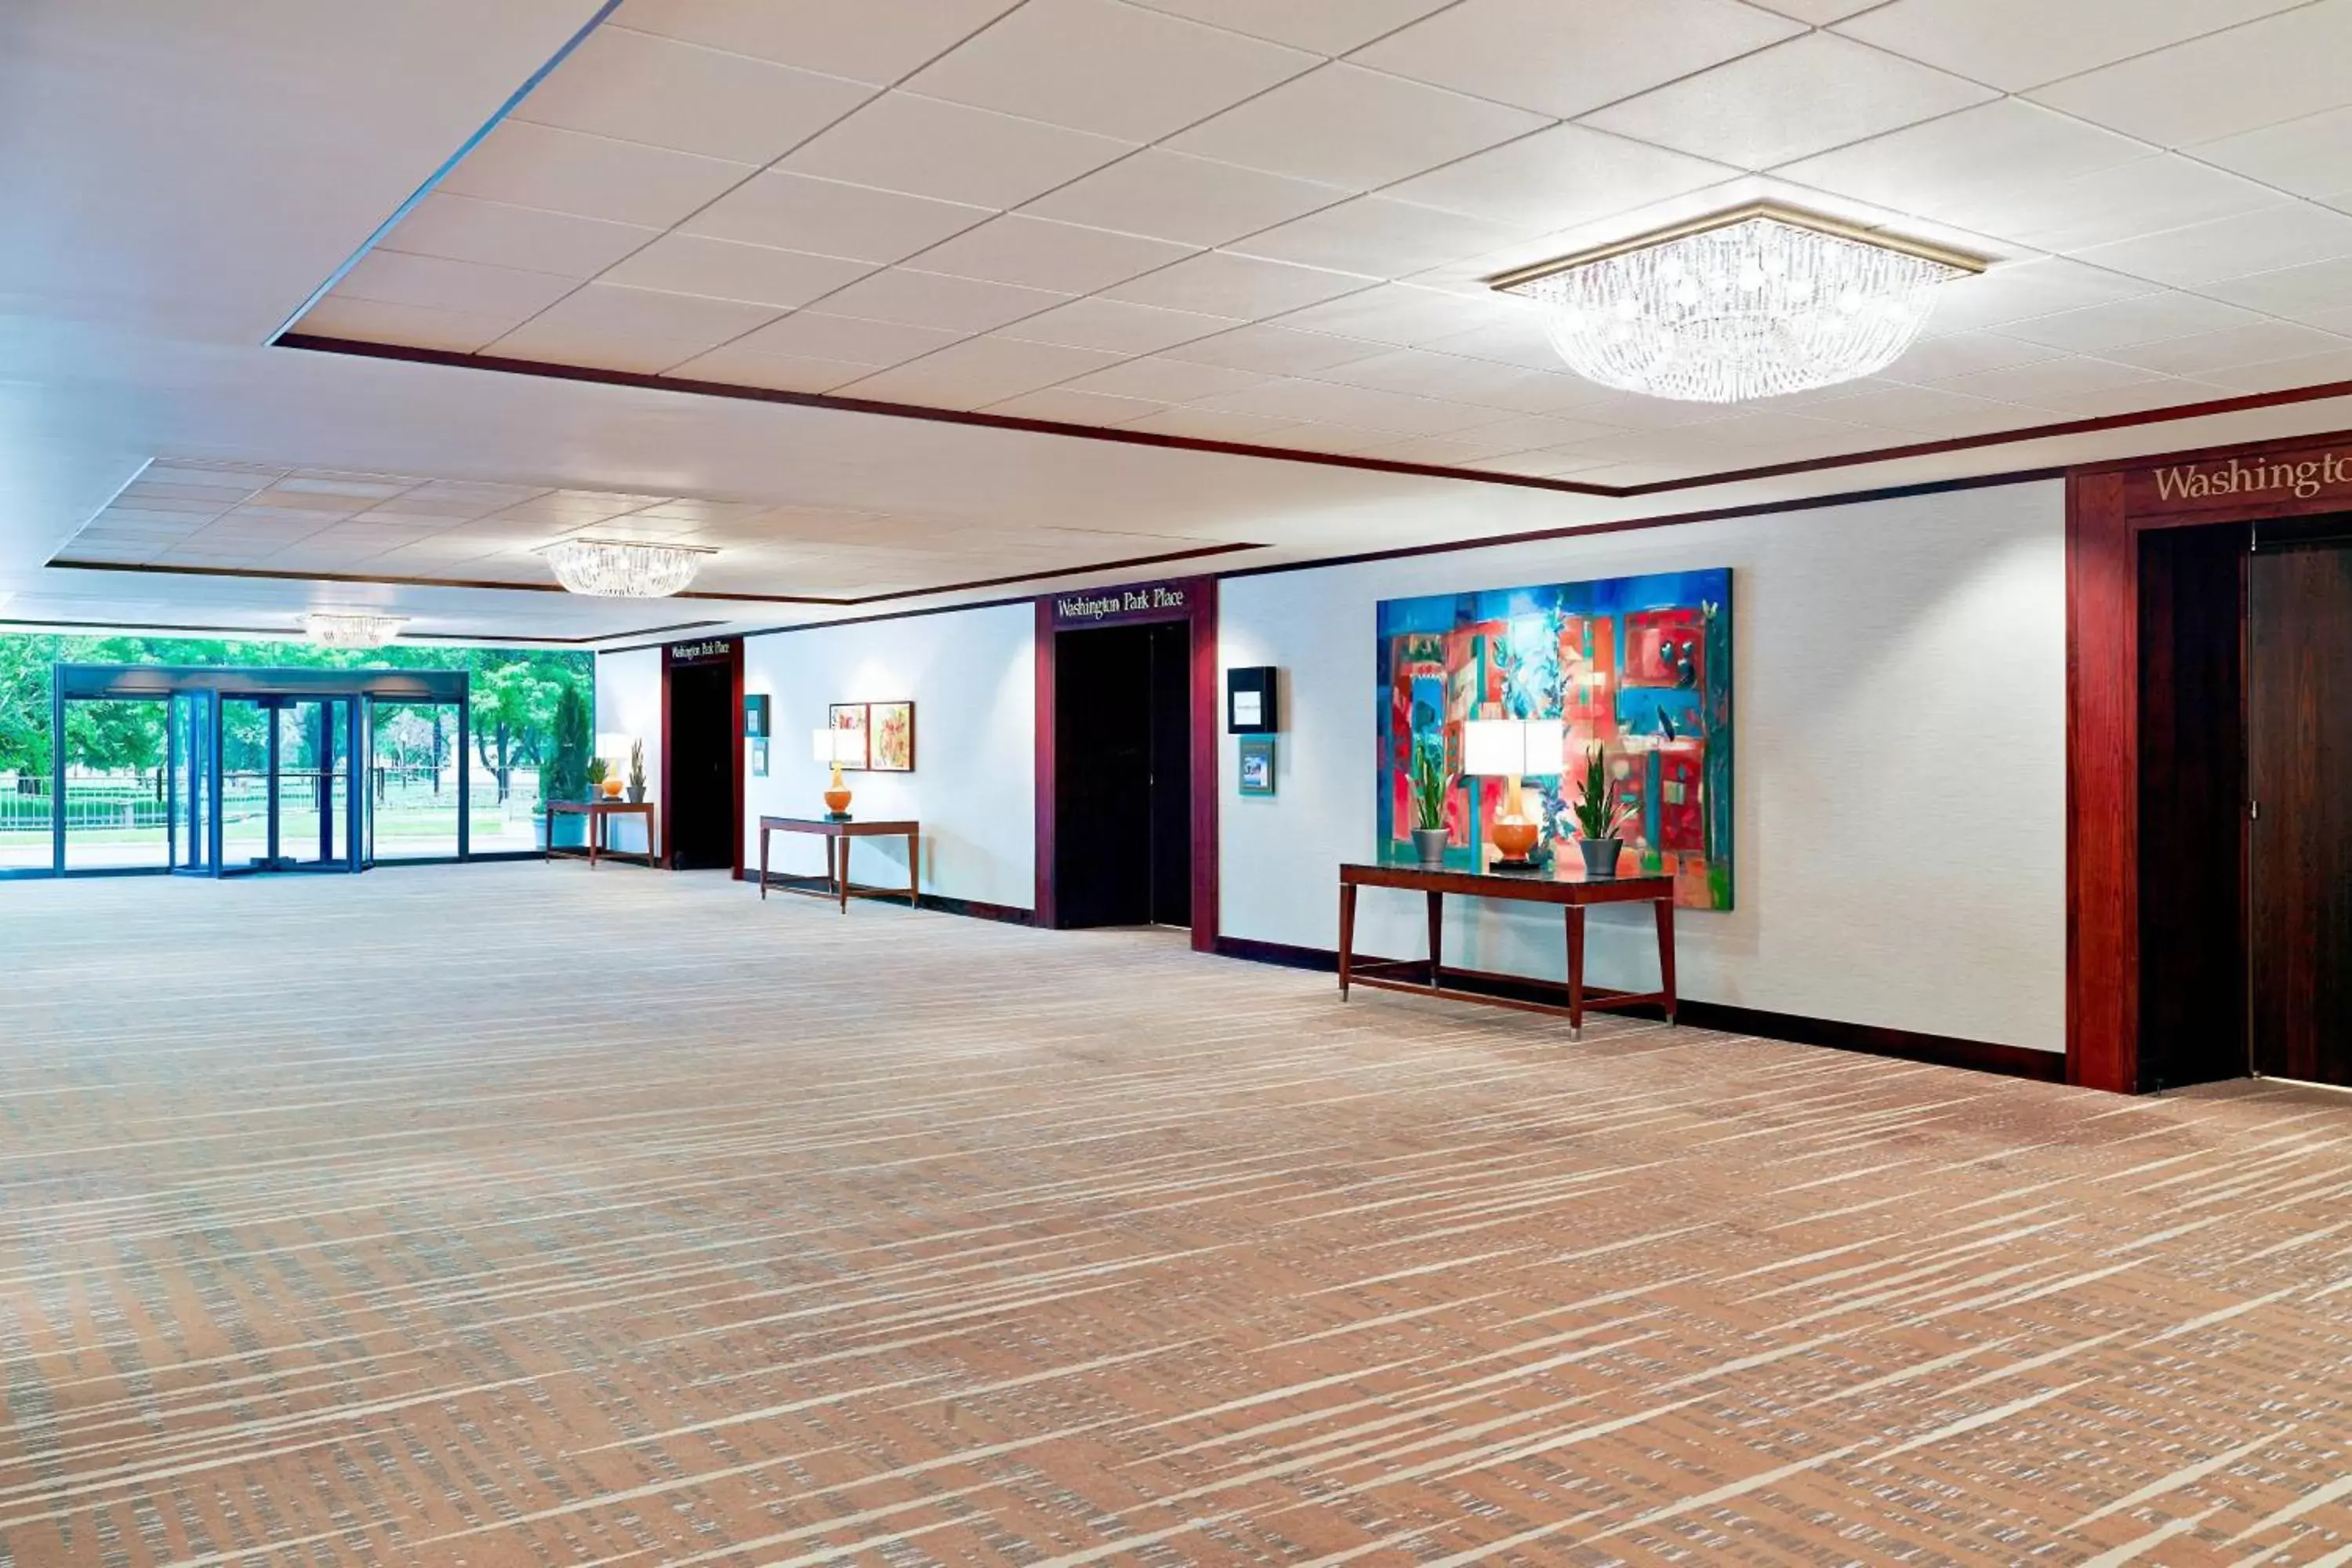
1463,717,1564,869
811,728,862,818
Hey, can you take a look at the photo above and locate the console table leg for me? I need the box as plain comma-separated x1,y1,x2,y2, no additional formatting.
1426,891,1445,989
906,831,920,909
1656,895,1677,1026
759,826,769,900
1566,906,1587,1041
1338,883,1357,1000
834,838,848,913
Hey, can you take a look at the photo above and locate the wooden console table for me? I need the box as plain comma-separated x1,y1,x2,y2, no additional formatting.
544,800,660,869
1338,858,1677,1039
758,816,919,913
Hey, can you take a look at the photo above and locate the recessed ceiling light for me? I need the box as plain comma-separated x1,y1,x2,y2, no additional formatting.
304,611,408,648
540,538,717,598
1490,203,1988,404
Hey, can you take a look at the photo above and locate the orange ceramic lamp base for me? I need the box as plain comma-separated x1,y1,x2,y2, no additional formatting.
1490,775,1542,864
823,762,852,818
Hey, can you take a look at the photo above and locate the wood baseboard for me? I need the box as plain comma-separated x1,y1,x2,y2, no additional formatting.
1211,935,2064,1083
733,868,1035,926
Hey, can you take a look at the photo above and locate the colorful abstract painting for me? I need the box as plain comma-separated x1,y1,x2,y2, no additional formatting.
869,701,915,772
1377,568,1733,909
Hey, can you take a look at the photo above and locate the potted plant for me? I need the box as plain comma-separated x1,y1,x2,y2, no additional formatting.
1410,741,1450,867
1570,744,1631,878
626,740,647,804
586,757,612,798
545,684,592,849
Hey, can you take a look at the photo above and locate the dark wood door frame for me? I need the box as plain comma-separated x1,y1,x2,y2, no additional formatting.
2068,428,2352,1091
660,636,746,878
1033,577,1218,950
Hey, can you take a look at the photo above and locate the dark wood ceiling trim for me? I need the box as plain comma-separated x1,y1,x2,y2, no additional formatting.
45,540,1258,608
278,332,2352,499
0,613,692,646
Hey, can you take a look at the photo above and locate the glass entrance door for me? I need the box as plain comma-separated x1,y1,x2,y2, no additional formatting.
169,689,217,875
215,696,360,873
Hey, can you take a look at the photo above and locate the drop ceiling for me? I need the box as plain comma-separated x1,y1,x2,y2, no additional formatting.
7,0,2352,645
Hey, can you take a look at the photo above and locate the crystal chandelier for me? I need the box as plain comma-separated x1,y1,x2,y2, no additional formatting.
541,539,715,598
1492,204,1985,403
304,611,408,648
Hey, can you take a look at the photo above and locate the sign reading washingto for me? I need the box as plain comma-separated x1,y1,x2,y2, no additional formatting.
2134,445,2352,513
664,637,737,666
1050,582,1190,627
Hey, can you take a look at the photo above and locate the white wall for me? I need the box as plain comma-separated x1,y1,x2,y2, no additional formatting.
593,646,661,856
742,602,1036,909
1218,481,2067,1054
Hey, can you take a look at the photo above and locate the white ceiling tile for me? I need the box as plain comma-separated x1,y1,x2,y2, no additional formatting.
2198,254,2352,320
904,0,1316,141
782,93,1134,208
1747,0,1879,19
2020,377,2231,419
978,387,1171,425
609,0,1022,85
333,249,579,318
1775,100,2146,223
2027,4,2352,147
1121,0,1453,54
1352,0,1803,118
1582,34,1995,172
1367,412,1624,459
487,283,783,371
1878,330,2067,383
1801,381,2038,434
2197,343,2352,390
997,296,1242,354
810,267,1072,331
2194,107,2352,202
1988,292,2263,353
834,336,1123,408
1103,249,1374,314
722,310,963,366
1163,63,1548,190
1258,422,1403,454
1225,197,1542,277
516,29,874,165
662,344,874,393
599,233,876,308
381,194,662,279
1105,407,1309,442
904,214,1196,292
681,171,993,264
1156,322,1388,373
1271,282,1531,347
1836,0,2306,93
1192,376,1501,434
1918,257,2161,335
1301,347,1604,414
2100,321,2350,375
2072,204,2352,289
1933,355,2168,405
1384,124,1735,230
1062,355,1270,401
1415,317,1575,372
437,121,757,230
1022,150,1350,246
1958,156,2284,254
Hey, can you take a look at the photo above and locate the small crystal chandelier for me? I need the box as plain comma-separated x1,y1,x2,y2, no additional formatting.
541,538,716,598
304,611,408,648
1492,204,1986,403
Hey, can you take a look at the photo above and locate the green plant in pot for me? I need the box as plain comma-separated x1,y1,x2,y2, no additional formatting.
545,684,593,848
1570,744,1632,878
1410,740,1451,867
626,739,647,804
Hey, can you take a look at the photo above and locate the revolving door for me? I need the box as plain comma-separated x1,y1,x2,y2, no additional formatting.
57,664,470,878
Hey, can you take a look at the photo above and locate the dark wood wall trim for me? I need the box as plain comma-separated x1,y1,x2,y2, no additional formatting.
1214,935,2062,1082
278,332,2352,505
2065,425,2352,1092
731,868,1036,927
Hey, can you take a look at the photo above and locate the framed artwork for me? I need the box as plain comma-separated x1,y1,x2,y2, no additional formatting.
869,701,915,772
826,703,869,770
1377,568,1733,909
1238,736,1276,797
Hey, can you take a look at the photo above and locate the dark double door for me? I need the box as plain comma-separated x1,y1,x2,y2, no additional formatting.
2249,539,2352,1084
1054,620,1192,929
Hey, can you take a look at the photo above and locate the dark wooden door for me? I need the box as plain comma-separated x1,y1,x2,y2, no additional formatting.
1053,621,1192,929
2249,543,2352,1083
666,662,735,870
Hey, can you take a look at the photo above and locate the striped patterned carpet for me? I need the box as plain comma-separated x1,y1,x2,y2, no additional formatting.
4,866,2352,1566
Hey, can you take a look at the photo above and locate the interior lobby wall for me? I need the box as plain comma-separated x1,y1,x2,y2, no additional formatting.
1217,480,2069,1054
594,645,661,857
741,602,1036,910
